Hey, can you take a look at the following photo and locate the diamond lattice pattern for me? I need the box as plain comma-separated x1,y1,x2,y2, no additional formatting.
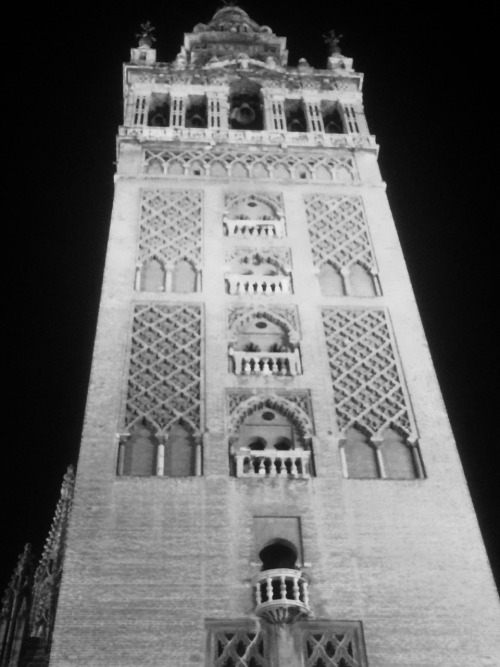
304,195,375,271
304,631,361,667
322,308,412,436
125,304,202,432
139,190,202,267
215,630,267,667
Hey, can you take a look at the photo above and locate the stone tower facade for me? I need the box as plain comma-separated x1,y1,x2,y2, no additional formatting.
46,7,500,667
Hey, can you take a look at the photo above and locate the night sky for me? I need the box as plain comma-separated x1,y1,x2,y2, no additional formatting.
3,1,498,597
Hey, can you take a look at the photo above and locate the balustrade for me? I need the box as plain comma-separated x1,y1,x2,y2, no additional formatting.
226,274,291,295
235,448,311,478
224,217,285,238
253,568,310,624
230,348,301,376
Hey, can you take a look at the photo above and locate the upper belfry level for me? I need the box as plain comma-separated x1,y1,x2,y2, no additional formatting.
122,7,375,154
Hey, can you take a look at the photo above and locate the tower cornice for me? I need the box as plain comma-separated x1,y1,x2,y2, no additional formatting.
123,62,363,94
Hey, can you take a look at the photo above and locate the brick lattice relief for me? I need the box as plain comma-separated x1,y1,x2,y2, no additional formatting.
213,629,267,667
304,628,366,667
138,189,202,269
304,195,375,274
144,147,357,182
124,304,202,433
322,308,413,438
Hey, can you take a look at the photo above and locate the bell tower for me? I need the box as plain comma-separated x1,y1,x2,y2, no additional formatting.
44,7,500,667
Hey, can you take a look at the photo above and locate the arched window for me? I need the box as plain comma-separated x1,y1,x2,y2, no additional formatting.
380,428,418,479
318,262,344,296
140,258,165,292
348,263,376,297
259,541,298,571
168,160,184,176
341,426,379,478
120,422,157,476
285,99,307,132
228,79,264,131
321,103,344,134
172,259,197,293
147,93,170,127
164,421,196,477
185,95,207,128
237,408,298,451
232,162,249,178
227,195,279,221
235,316,289,353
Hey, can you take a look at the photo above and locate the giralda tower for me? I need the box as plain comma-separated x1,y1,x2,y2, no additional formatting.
45,7,500,667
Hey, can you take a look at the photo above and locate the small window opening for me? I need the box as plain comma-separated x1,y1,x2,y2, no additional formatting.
147,93,170,127
229,80,264,131
248,437,267,451
285,99,307,132
259,541,298,570
321,101,344,134
185,95,208,128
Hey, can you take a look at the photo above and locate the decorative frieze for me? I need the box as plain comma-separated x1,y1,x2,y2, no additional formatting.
143,146,358,182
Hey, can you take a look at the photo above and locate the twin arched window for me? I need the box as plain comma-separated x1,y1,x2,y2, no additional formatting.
340,426,423,479
118,421,198,477
139,258,198,293
318,262,377,297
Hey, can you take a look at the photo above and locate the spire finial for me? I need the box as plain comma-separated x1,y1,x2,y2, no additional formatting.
136,21,156,48
323,29,343,55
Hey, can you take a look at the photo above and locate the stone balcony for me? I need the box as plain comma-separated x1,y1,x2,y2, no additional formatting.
235,449,312,479
226,274,291,296
253,568,310,624
224,217,285,238
229,349,302,376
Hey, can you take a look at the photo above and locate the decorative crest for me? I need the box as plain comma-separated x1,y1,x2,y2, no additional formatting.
323,29,343,55
136,20,156,47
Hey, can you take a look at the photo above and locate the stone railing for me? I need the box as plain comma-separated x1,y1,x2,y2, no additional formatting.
253,568,310,624
119,125,378,152
230,349,302,376
235,449,312,479
226,274,291,295
224,217,285,238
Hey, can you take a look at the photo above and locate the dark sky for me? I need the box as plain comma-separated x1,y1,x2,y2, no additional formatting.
3,1,498,597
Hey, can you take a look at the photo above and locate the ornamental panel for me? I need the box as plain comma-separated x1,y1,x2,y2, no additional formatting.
226,247,291,271
124,304,202,433
322,308,413,437
228,306,299,334
144,147,357,183
304,195,376,273
138,189,202,269
227,391,313,437
304,627,366,667
224,191,283,217
212,629,267,667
